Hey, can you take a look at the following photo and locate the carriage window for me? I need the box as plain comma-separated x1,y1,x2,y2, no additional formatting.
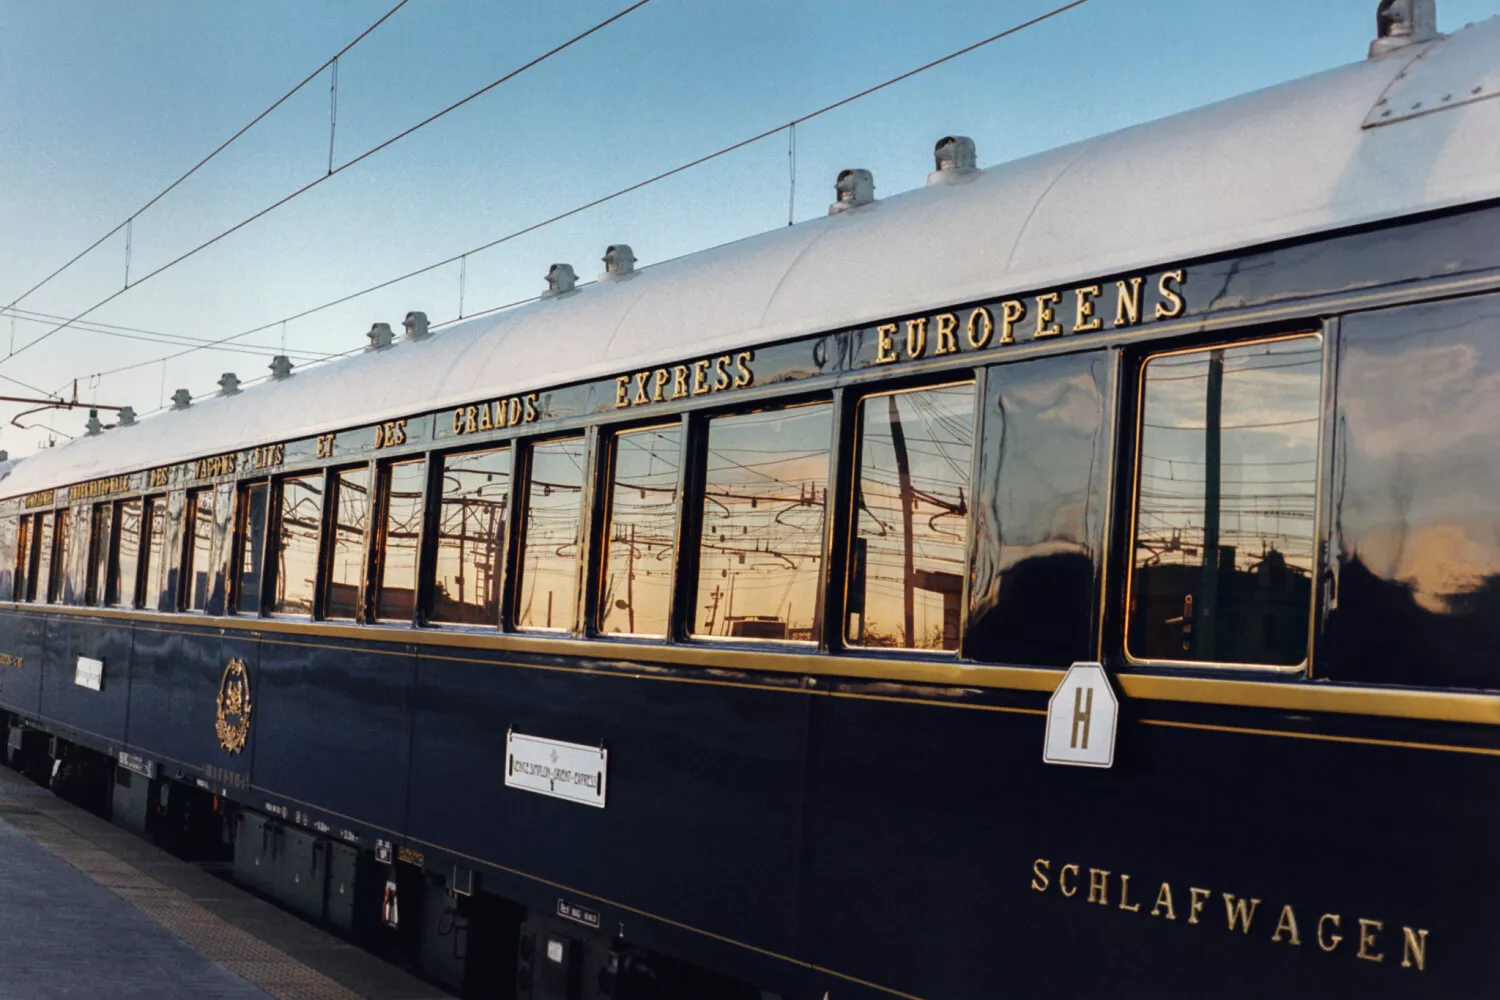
375,460,424,622
183,490,215,611
86,502,113,605
235,483,269,614
516,437,585,631
273,474,322,615
325,467,370,619
139,497,168,609
1127,335,1321,666
110,498,142,607
600,425,680,637
432,448,510,626
693,404,830,642
47,510,69,603
13,514,31,602
846,383,974,651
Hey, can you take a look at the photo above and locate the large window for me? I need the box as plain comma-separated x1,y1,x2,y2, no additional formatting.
86,503,113,605
516,437,585,631
432,448,511,626
13,514,32,602
693,404,830,642
110,498,142,608
43,511,64,603
599,425,679,636
326,467,370,619
273,475,322,615
1127,335,1321,666
140,497,168,610
235,483,269,614
183,490,215,611
375,460,424,622
846,383,974,651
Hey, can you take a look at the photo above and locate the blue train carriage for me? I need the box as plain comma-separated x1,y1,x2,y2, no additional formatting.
1,7,1498,998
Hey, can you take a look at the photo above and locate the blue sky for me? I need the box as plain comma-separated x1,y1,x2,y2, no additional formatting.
0,0,1495,455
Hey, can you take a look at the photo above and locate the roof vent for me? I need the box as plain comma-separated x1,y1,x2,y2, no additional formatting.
86,409,103,436
601,244,636,280
0,450,7,462
171,389,192,410
403,311,431,341
828,169,875,215
1370,0,1441,57
544,263,577,298
217,372,241,396
366,322,395,351
269,355,294,380
928,135,978,185
119,406,136,427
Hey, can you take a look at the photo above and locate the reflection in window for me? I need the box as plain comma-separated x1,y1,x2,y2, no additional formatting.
1128,336,1321,665
433,449,510,626
28,513,51,603
111,499,142,607
140,498,167,610
47,511,68,603
517,438,585,630
693,405,830,641
236,483,269,613
184,490,215,611
274,475,322,615
13,515,31,602
327,468,370,619
376,460,425,622
847,383,974,651
87,503,114,605
600,425,680,636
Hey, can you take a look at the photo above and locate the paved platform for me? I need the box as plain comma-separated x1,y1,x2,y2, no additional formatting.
0,766,449,1000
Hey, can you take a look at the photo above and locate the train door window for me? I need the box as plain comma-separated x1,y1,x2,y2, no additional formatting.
846,382,975,651
1126,334,1322,667
326,466,371,619
13,514,31,602
235,482,270,614
139,497,168,609
272,474,323,615
45,510,67,603
62,505,91,605
183,489,215,611
0,516,19,601
110,498,143,608
432,448,511,626
599,424,680,637
86,502,114,605
374,459,424,622
692,403,831,642
516,437,585,631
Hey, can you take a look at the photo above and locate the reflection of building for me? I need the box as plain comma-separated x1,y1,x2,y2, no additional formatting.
725,615,787,640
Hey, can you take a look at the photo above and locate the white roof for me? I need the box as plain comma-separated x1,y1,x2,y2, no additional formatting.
6,17,1500,500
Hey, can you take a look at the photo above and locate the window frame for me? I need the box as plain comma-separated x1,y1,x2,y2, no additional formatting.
107,496,144,609
510,431,594,635
266,470,326,619
424,442,517,630
180,487,215,612
231,479,271,616
370,456,427,626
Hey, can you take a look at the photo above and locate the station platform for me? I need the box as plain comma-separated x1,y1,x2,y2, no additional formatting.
0,766,449,1000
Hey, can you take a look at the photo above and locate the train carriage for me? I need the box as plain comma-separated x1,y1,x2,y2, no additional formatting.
1,7,1499,998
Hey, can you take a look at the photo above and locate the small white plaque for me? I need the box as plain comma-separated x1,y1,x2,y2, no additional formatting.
1043,662,1119,768
505,731,607,808
74,656,103,692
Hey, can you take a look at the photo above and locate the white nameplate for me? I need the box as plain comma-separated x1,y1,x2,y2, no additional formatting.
74,656,103,692
1043,662,1119,768
505,731,607,808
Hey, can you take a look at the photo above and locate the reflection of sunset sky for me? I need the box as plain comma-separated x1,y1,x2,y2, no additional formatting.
434,448,511,623
602,425,679,636
519,437,585,630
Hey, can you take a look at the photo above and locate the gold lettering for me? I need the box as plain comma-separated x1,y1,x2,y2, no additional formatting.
733,351,754,388
875,323,899,364
1401,927,1428,971
653,369,669,403
905,317,928,359
1115,277,1143,326
1031,859,1051,893
1034,293,1062,339
1071,686,1093,749
1223,894,1260,934
1188,887,1210,925
713,355,731,391
967,307,993,349
507,399,521,426
615,376,631,408
374,424,385,449
497,399,510,428
1073,285,1102,333
934,313,958,355
634,371,651,406
464,406,477,434
1059,864,1079,898
692,359,711,396
1087,868,1110,906
1317,914,1343,952
673,365,690,399
1118,874,1140,913
1151,882,1176,920
1154,269,1186,319
1358,918,1384,963
999,300,1024,345
1272,905,1301,946
524,393,538,422
478,402,493,431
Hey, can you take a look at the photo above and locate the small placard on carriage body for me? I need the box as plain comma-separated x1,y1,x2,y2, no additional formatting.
505,732,608,808
74,656,103,692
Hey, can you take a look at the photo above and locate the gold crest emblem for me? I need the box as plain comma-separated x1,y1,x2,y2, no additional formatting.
215,658,253,754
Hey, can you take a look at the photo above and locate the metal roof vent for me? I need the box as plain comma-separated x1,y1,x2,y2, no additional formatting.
119,406,136,427
403,310,431,341
269,355,294,380
544,263,577,298
85,409,103,436
601,244,636,280
217,372,241,396
0,450,7,462
828,169,875,215
366,322,395,351
928,135,978,185
1370,0,1441,57
171,389,192,410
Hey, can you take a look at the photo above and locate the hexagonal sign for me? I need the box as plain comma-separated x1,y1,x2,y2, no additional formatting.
1043,662,1119,768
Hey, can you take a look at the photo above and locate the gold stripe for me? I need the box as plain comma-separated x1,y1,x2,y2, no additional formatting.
827,690,1046,716
1120,673,1500,726
1138,717,1500,758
